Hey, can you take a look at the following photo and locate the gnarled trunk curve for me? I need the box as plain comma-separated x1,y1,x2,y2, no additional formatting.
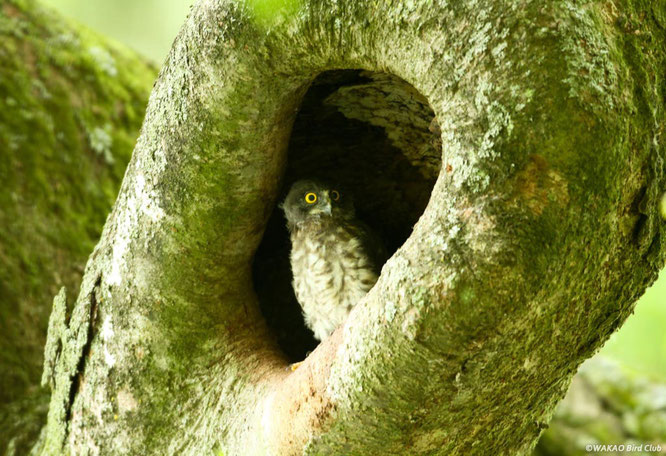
41,1,666,455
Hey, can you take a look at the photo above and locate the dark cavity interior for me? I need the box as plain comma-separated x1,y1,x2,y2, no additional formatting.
253,69,441,362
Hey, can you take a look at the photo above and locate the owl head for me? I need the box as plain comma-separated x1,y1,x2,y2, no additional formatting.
281,179,354,229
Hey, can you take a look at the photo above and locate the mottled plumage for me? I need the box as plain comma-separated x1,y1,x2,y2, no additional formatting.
281,180,385,341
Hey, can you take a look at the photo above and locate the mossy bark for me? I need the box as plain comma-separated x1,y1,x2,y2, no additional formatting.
0,0,156,453
35,0,666,455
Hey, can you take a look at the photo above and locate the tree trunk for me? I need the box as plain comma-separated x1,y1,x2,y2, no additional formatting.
0,0,156,453
37,0,666,455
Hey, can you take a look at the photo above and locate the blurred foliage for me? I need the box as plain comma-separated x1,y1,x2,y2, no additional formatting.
245,0,301,26
40,0,666,382
39,0,194,63
535,357,666,456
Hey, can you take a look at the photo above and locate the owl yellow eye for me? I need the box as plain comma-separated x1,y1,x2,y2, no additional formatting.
304,192,317,204
331,190,340,201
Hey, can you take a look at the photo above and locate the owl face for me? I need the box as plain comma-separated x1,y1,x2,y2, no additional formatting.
281,179,354,228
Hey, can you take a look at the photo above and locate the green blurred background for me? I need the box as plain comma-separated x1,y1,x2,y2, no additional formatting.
40,0,666,381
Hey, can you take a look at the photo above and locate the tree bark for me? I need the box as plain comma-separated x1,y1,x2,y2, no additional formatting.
39,0,666,455
0,0,156,453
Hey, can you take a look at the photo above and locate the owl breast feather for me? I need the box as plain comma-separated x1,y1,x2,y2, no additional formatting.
290,221,379,341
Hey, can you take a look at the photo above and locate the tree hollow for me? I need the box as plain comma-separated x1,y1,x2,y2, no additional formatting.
254,69,441,361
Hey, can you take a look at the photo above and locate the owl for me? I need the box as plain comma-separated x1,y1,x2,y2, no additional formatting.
281,179,386,342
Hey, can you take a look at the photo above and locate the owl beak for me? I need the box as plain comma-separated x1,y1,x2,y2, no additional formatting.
320,192,333,215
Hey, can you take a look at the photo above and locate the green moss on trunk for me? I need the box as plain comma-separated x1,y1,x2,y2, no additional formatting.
0,0,156,452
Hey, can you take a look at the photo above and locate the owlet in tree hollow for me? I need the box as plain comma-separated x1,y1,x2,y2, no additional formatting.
281,179,386,341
